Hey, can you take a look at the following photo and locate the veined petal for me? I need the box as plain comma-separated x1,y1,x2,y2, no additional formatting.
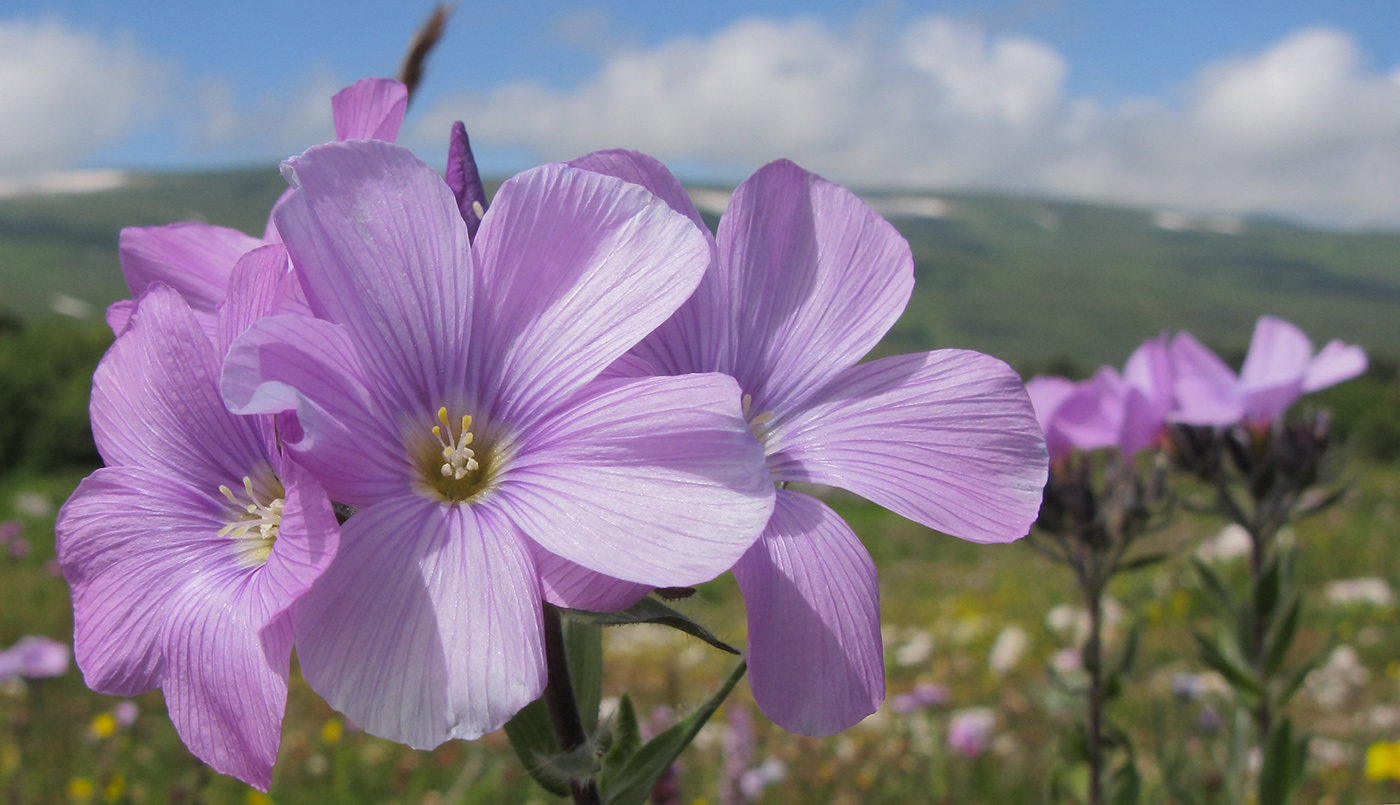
468,163,711,428
1170,331,1244,426
56,467,235,696
276,140,473,412
216,244,290,358
293,496,545,749
118,222,263,338
92,284,266,483
767,350,1046,544
498,374,774,586
1240,316,1312,393
568,149,708,230
716,160,914,416
332,77,408,142
571,149,729,380
732,490,883,736
105,299,135,336
247,459,339,625
161,591,291,791
1303,340,1367,392
222,314,408,508
530,542,652,613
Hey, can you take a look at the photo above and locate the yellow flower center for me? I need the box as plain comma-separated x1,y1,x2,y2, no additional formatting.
217,475,283,567
418,406,499,502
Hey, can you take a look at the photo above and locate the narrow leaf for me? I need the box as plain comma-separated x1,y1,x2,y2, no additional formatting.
569,596,740,655
1263,595,1300,678
565,618,604,735
1257,717,1293,805
503,699,568,797
1255,555,1281,621
1192,558,1236,613
602,661,748,805
1193,632,1262,702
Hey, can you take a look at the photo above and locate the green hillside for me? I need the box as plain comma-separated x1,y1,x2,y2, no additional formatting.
2,167,1397,370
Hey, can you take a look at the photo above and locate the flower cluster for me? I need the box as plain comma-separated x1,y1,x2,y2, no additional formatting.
56,78,1047,789
1028,317,1366,461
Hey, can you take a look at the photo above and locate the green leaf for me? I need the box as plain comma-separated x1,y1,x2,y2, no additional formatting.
1118,550,1173,573
1263,595,1300,678
1108,760,1142,805
602,660,747,805
1255,555,1281,621
1258,717,1295,805
1192,558,1236,614
502,699,568,797
1278,649,1325,709
1115,623,1141,677
599,694,641,792
564,618,604,735
569,596,740,655
1193,632,1262,703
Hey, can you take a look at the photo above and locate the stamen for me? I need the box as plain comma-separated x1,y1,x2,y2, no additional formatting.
472,200,485,219
432,407,479,481
217,474,283,567
740,393,776,440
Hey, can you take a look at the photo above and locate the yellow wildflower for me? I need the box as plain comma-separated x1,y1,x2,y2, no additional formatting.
1365,740,1400,781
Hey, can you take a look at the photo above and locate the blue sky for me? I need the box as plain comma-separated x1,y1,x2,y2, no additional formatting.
3,1,1400,226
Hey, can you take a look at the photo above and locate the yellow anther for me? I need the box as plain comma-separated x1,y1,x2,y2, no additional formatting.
472,201,485,219
438,407,450,426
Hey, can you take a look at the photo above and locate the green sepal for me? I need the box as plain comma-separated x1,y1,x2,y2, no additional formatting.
568,596,740,655
602,660,747,805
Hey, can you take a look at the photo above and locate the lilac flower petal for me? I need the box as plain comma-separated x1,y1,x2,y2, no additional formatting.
468,163,711,429
222,314,408,508
1025,376,1076,461
91,284,266,485
568,149,707,230
1240,316,1313,392
732,490,882,736
1170,331,1244,426
715,160,914,416
247,459,339,624
767,350,1046,544
331,78,408,142
1303,340,1367,392
293,496,545,749
56,466,231,695
105,299,135,335
215,244,289,358
1120,387,1164,456
500,374,774,586
530,543,651,612
446,121,488,239
1123,333,1174,406
160,590,290,791
1053,368,1125,452
118,222,262,337
276,140,473,410
262,187,294,243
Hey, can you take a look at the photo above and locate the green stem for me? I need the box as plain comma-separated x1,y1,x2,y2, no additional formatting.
541,604,601,805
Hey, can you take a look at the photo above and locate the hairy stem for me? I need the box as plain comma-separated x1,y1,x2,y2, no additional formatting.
541,604,601,805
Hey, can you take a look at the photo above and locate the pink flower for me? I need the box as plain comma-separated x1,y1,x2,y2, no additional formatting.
1172,316,1366,426
948,707,996,758
0,636,69,680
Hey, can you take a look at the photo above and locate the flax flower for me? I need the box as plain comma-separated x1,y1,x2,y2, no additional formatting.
221,140,774,749
107,78,408,337
1172,316,1366,426
601,156,1046,735
56,248,340,790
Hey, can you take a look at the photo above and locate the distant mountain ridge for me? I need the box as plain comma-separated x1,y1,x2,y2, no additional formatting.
1,166,1396,369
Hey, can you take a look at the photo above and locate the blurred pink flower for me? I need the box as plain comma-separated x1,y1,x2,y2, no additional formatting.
891,681,951,714
1172,316,1366,426
948,707,996,758
0,636,70,680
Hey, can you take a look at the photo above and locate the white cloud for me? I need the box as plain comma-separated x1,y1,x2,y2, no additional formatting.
411,17,1400,227
0,18,171,175
191,68,342,162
